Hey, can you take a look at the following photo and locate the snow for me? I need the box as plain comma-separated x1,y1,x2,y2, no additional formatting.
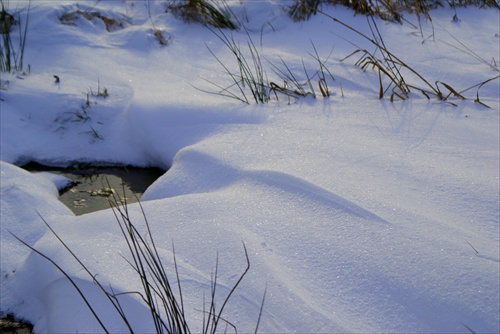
1,1,499,333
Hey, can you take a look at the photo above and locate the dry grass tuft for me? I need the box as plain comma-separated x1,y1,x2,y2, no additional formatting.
153,29,172,46
320,9,499,107
60,9,129,32
289,0,321,21
167,0,237,29
288,0,499,22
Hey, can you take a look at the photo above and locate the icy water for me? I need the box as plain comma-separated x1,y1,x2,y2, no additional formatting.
23,163,165,216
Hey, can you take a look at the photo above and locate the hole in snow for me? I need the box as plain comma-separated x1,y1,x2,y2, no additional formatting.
23,162,165,216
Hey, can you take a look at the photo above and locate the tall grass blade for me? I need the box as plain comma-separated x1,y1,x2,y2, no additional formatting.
0,0,30,73
203,26,270,104
8,229,112,334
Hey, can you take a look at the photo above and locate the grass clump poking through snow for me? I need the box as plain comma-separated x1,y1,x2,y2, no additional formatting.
268,58,317,101
319,10,499,106
201,27,270,104
289,0,321,21
288,0,499,22
59,2,131,33
268,42,336,101
69,78,108,139
0,0,30,73
167,0,237,30
201,28,337,104
203,8,497,107
10,187,261,333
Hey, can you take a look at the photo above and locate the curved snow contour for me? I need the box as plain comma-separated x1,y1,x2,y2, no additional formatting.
141,150,401,331
141,148,499,332
144,149,388,224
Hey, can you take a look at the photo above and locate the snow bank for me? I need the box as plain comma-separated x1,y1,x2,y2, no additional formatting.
1,1,498,332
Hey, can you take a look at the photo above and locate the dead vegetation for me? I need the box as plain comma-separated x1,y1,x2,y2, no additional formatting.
288,0,499,22
153,28,171,46
166,0,237,29
60,9,130,32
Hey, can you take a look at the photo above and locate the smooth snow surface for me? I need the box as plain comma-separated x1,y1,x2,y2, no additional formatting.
1,1,499,333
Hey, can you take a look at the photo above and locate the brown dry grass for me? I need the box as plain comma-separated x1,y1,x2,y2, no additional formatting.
60,9,127,32
167,0,236,29
289,0,499,22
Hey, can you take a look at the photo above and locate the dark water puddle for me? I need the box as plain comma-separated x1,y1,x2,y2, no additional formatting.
0,314,32,334
23,162,165,216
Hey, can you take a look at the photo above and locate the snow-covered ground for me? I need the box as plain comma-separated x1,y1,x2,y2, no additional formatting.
1,1,499,333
